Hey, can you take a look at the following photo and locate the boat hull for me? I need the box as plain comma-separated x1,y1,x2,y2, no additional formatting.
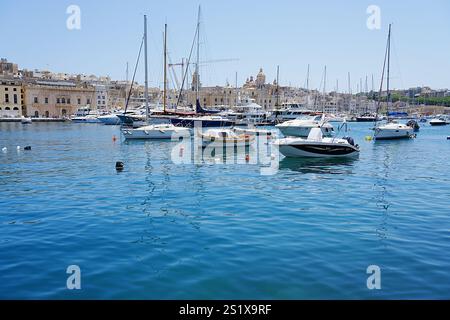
98,115,121,125
374,128,413,140
122,127,190,140
279,143,359,158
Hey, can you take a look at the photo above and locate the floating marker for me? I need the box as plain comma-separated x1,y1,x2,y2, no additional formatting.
24,146,31,151
112,135,117,142
2,147,7,153
115,161,124,171
447,136,450,140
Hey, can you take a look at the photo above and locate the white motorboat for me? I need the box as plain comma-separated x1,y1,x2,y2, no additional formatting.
71,107,101,123
98,113,121,125
122,123,190,140
21,116,32,124
270,103,313,123
276,128,360,158
429,117,448,126
276,115,334,138
198,128,255,148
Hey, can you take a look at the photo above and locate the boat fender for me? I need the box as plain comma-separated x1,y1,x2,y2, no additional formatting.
365,136,373,141
24,146,32,151
179,147,184,157
245,154,250,162
2,147,7,153
115,161,124,171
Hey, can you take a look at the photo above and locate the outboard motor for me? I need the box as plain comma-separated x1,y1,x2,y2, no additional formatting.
407,120,420,132
343,136,355,146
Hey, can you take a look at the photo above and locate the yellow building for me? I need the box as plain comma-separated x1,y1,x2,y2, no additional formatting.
24,81,96,118
0,78,24,117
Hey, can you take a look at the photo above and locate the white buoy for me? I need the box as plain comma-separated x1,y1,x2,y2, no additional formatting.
17,146,21,151
2,147,7,153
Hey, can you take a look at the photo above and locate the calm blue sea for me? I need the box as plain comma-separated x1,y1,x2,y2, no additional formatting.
0,121,450,299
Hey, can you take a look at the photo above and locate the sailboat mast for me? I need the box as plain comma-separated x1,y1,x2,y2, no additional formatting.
323,65,326,113
195,6,201,102
276,65,280,107
306,64,310,108
163,23,168,113
387,23,391,114
144,15,149,121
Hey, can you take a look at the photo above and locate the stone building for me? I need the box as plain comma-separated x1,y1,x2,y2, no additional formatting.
0,77,24,117
24,80,96,118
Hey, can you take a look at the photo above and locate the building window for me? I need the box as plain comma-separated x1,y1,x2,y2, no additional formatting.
5,88,8,91
5,107,10,110
13,107,19,110
62,109,67,116
78,98,81,105
34,97,38,103
67,98,70,104
87,99,91,105
5,94,9,103
57,98,60,104
45,111,49,118
44,97,48,104
13,88,17,91
98,101,101,105
34,111,39,117
62,98,66,104
14,94,17,104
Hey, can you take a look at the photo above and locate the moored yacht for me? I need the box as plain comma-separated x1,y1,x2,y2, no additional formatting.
275,114,334,138
429,116,448,126
373,120,415,140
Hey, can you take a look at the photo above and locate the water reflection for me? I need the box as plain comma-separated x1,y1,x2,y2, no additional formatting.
279,157,357,175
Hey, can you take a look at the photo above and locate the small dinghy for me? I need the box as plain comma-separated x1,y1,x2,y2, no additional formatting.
276,127,360,158
199,129,255,148
122,123,190,140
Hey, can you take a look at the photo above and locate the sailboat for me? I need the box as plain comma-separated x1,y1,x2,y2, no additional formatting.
122,17,190,140
373,24,415,140
169,6,234,128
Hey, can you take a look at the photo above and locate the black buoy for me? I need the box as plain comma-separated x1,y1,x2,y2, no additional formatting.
447,136,450,140
115,161,124,171
24,146,32,151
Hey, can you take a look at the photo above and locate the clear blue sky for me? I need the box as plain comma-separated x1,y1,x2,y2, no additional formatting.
1,0,449,91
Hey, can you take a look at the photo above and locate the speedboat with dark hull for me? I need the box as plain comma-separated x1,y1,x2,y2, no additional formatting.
276,128,359,158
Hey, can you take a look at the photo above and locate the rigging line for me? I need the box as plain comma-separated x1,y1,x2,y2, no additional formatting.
391,33,405,90
124,35,145,114
176,22,199,107
374,27,390,128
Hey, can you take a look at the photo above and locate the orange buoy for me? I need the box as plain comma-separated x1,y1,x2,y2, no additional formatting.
112,135,117,142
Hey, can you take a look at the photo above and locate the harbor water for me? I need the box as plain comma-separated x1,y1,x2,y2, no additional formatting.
1,122,450,299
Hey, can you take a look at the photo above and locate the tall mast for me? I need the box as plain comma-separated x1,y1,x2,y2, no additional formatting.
387,23,391,114
144,15,149,121
306,64,310,107
235,71,238,106
276,65,280,107
348,72,351,95
322,65,326,113
195,5,201,102
163,23,168,113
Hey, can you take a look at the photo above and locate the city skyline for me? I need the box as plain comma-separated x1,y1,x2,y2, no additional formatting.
1,0,449,91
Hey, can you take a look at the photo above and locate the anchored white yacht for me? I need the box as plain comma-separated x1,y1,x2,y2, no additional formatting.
276,115,334,138
373,24,415,141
